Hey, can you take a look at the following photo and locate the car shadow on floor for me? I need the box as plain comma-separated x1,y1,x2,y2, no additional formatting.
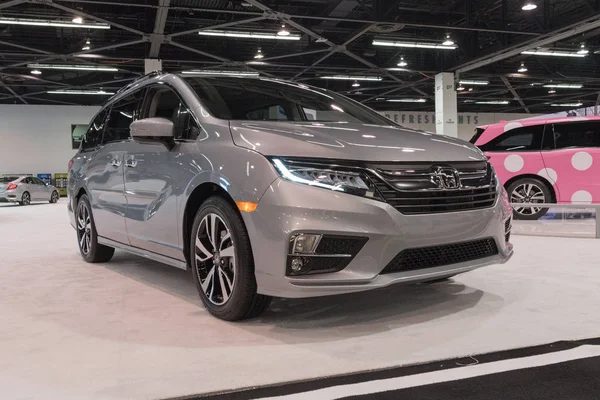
105,251,496,339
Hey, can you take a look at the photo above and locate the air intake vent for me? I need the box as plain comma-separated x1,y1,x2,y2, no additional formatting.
381,238,499,274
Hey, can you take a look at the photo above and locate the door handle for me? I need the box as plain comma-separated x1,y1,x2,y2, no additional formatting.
110,158,121,167
125,158,137,168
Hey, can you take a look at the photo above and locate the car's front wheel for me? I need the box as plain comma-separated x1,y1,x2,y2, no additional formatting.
76,194,115,263
507,177,552,220
49,190,59,203
190,196,271,321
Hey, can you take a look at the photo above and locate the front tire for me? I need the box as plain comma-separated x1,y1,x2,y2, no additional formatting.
507,177,552,220
76,194,115,263
49,190,59,203
20,191,30,206
190,196,271,321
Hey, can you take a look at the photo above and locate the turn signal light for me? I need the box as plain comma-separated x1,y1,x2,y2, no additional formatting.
235,201,258,213
6,183,17,191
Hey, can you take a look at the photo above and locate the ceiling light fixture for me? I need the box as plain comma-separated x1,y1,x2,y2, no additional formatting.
372,39,457,50
198,29,300,40
181,70,259,76
548,89,557,94
47,89,115,95
522,2,537,11
468,88,474,92
72,16,83,24
551,102,583,107
254,48,264,59
456,85,465,91
577,43,589,55
518,62,528,73
30,69,42,75
475,100,510,105
442,34,455,46
277,24,290,36
82,39,91,51
543,83,583,88
386,98,427,103
459,80,489,85
397,56,408,67
352,81,360,87
522,49,586,58
0,16,110,29
320,75,383,81
28,63,118,72
386,67,409,72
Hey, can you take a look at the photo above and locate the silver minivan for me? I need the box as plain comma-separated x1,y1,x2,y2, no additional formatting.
68,72,513,320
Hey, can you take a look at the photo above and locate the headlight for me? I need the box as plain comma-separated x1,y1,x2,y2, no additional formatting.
271,158,382,199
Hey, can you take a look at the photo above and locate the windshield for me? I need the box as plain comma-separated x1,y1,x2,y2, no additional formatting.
1,176,19,183
184,76,394,126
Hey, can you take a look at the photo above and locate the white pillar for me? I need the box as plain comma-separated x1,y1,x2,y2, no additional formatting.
435,72,458,137
144,58,163,74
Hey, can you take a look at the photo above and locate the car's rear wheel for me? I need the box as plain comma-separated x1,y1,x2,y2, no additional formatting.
49,190,59,203
507,177,552,220
190,196,271,321
76,194,114,263
20,191,30,206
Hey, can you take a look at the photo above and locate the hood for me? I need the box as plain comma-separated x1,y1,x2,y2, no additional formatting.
229,121,486,162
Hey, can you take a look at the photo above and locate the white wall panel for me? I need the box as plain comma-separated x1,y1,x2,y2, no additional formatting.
0,105,100,175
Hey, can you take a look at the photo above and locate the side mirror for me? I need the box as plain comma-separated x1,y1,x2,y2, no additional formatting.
130,118,174,139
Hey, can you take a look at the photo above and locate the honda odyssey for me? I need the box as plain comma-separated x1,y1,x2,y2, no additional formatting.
68,72,513,320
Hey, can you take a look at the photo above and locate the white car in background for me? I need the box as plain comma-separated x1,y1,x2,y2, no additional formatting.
0,176,60,205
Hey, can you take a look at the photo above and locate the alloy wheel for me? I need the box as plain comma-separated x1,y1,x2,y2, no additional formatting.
51,191,59,202
22,192,30,205
77,202,92,255
194,213,236,306
511,183,546,216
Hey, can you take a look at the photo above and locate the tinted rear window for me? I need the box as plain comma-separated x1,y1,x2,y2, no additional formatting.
184,77,394,125
1,176,18,183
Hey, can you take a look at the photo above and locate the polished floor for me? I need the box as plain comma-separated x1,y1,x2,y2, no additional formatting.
1,202,600,400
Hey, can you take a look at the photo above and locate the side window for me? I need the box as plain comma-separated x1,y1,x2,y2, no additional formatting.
174,104,201,140
82,109,108,151
479,125,544,152
23,177,33,184
103,91,144,144
32,177,44,185
553,122,600,149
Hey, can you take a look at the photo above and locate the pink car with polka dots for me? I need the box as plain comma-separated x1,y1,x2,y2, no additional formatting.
471,116,600,220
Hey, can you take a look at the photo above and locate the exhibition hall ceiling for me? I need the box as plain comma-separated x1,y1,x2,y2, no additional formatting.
0,0,599,113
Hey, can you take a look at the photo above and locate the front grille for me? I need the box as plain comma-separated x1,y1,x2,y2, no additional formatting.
367,161,497,215
381,238,499,274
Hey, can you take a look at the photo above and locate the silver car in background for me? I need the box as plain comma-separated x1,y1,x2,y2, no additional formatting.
68,72,513,321
0,176,60,205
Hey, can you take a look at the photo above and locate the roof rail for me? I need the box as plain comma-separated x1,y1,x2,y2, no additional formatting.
114,70,164,97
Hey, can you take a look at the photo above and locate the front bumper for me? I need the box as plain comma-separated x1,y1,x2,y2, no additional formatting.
243,178,513,298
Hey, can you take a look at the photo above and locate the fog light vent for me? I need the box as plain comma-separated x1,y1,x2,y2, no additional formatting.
286,234,368,276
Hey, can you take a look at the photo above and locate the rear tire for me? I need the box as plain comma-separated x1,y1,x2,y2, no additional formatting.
19,191,30,206
49,191,59,203
190,196,271,321
76,194,114,263
507,177,552,220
